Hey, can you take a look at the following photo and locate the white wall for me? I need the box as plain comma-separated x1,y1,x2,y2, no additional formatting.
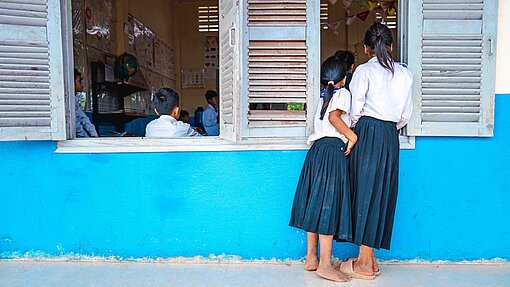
496,0,510,94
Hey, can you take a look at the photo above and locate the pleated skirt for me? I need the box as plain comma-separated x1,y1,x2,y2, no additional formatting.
289,137,352,240
349,116,400,250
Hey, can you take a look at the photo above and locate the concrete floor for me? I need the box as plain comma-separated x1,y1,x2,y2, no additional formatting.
0,261,509,287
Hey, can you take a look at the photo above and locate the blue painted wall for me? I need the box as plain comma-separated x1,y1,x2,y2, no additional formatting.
1,95,509,261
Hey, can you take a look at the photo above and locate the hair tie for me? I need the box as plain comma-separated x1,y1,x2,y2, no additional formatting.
327,80,335,86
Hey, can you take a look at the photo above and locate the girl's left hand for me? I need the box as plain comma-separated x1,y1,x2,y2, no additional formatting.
344,135,358,156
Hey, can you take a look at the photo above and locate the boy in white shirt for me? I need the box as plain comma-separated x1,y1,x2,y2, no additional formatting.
145,88,201,138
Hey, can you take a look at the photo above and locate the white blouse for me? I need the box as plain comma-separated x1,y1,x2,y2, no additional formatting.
307,88,351,145
349,57,413,129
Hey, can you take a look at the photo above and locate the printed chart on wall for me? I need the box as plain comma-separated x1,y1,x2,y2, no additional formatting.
182,69,205,89
154,36,175,80
204,36,219,79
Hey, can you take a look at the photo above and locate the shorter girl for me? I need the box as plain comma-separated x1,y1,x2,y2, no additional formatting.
289,57,358,282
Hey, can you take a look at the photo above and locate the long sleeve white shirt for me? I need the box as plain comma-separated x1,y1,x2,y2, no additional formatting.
145,115,202,138
349,57,413,129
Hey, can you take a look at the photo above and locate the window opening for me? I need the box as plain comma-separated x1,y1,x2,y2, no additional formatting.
376,13,397,30
70,0,220,138
320,3,329,30
198,6,219,32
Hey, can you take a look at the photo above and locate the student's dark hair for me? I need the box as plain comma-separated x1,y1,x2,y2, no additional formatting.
364,22,394,74
334,50,355,71
74,69,81,80
153,88,179,115
205,90,218,101
179,110,189,118
179,110,189,121
319,56,346,120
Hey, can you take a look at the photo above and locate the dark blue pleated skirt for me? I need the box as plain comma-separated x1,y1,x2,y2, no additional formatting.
289,137,353,240
349,116,400,250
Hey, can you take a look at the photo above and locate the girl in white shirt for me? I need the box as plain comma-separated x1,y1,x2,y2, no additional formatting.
289,57,358,283
339,23,413,280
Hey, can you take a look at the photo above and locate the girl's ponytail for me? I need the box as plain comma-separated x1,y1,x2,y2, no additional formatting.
365,23,395,74
320,57,346,120
320,82,335,120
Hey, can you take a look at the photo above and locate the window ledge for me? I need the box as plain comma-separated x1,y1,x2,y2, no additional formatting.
56,135,415,154
55,137,310,153
399,135,416,150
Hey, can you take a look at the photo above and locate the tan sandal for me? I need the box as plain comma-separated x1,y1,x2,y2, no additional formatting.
339,258,376,280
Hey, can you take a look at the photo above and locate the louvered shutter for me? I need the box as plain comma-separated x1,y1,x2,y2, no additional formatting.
0,0,66,141
407,0,497,136
243,0,320,138
219,0,241,140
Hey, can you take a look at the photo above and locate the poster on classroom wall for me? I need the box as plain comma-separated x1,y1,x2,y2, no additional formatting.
182,69,205,89
126,14,154,70
204,36,219,79
84,0,116,54
125,14,175,82
154,36,175,80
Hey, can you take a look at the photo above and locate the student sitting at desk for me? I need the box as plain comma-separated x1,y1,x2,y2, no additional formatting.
202,90,219,136
179,110,190,124
74,69,98,138
145,88,202,138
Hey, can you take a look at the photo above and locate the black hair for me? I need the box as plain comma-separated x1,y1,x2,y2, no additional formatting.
205,90,218,101
334,50,355,71
153,88,179,116
74,69,81,80
364,22,394,74
320,56,346,120
179,110,189,118
179,110,189,122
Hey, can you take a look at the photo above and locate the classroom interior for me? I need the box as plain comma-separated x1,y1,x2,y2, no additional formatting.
72,0,399,137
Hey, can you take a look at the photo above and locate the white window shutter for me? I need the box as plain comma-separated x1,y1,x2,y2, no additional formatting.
407,0,498,136
219,0,241,141
243,0,320,138
0,0,67,141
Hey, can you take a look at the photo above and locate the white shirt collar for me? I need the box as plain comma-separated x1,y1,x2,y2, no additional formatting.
368,56,378,63
159,115,177,122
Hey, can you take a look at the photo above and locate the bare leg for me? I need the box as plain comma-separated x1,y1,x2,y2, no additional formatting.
372,249,379,273
304,233,319,271
316,235,350,282
353,245,375,276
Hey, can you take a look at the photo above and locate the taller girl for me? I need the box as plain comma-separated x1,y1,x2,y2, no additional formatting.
340,23,413,279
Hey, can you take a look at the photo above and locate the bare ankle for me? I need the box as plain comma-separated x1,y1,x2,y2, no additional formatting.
353,258,374,275
318,259,333,268
306,254,318,260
